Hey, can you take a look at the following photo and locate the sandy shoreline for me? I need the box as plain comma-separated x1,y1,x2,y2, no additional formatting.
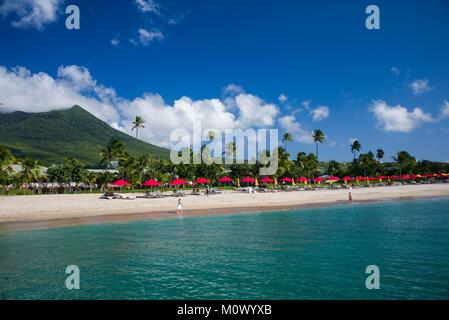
1,184,448,231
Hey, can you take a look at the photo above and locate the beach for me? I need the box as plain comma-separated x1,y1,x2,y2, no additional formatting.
1,184,448,230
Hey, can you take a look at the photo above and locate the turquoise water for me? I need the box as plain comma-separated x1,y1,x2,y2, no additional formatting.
1,198,449,300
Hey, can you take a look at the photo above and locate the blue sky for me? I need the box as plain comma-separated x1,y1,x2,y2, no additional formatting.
1,0,449,162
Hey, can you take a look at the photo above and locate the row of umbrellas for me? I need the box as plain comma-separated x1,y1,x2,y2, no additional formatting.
110,172,448,187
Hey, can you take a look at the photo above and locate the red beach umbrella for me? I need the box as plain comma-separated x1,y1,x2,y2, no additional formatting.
343,176,353,181
218,176,233,183
142,179,161,187
241,177,255,184
313,177,324,183
297,177,308,182
279,177,292,183
170,178,188,185
259,177,274,183
111,179,130,186
328,176,340,181
355,176,365,181
195,178,210,184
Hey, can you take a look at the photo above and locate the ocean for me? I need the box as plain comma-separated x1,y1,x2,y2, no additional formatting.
1,198,449,299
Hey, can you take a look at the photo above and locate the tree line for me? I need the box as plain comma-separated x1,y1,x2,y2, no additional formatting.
1,115,448,188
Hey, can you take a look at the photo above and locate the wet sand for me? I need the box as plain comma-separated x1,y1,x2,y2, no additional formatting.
0,184,448,232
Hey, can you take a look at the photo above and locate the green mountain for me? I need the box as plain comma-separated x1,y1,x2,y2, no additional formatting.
0,105,169,166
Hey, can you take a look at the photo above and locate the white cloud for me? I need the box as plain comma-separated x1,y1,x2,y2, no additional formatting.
234,94,279,128
0,0,62,30
310,105,330,121
135,0,160,14
278,94,288,103
440,100,449,119
301,100,311,110
0,65,281,148
0,65,120,124
390,67,400,75
138,28,164,45
223,84,244,95
278,116,313,144
111,39,120,47
369,100,434,133
409,79,431,95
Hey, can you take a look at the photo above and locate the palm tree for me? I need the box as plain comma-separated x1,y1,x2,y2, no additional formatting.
296,152,308,176
312,129,326,160
282,132,293,152
376,149,384,162
0,145,14,184
275,147,292,177
132,116,146,140
223,142,237,162
99,138,124,169
135,154,151,185
305,153,320,179
350,140,362,160
19,157,41,185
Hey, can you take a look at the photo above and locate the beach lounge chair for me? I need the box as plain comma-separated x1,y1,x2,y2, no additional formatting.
119,193,136,200
100,192,119,199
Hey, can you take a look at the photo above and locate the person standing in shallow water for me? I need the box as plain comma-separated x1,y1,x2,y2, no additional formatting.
348,192,353,203
177,198,184,215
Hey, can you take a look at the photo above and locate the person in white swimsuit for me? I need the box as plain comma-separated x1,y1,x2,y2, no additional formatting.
176,198,184,215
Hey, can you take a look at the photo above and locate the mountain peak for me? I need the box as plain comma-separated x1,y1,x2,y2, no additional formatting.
0,107,169,166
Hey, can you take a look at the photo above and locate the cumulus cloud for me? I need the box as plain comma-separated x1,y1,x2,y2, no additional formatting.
0,65,281,148
0,65,120,124
295,100,330,121
369,100,434,133
234,94,279,128
390,67,400,75
138,28,164,45
223,84,244,95
301,100,311,110
278,94,288,103
135,0,160,14
310,105,330,121
409,79,431,95
111,39,120,47
278,116,313,144
440,100,449,119
0,0,63,29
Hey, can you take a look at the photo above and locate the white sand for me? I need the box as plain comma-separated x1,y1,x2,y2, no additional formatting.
1,184,448,224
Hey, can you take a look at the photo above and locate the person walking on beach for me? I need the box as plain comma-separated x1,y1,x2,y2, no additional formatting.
348,192,353,203
176,198,184,215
